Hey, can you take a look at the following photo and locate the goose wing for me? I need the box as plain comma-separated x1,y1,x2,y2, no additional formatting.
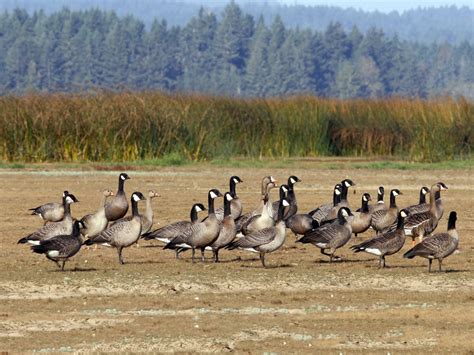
404,211,432,229
403,233,454,258
227,227,276,250
297,222,337,244
352,230,397,252
308,203,331,223
19,220,68,243
143,221,192,241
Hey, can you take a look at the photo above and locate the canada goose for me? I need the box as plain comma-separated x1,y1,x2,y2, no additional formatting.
320,179,355,223
84,192,146,264
370,189,402,234
18,193,79,245
403,211,458,272
80,189,114,239
272,176,300,220
214,176,243,221
209,192,237,262
164,189,222,263
240,183,279,235
226,198,290,268
140,190,160,235
308,184,342,224
29,190,69,225
31,220,84,271
142,203,206,244
285,213,319,237
351,193,372,236
369,186,387,213
403,183,448,245
235,176,277,233
351,209,409,268
105,173,130,221
297,207,354,262
405,186,430,214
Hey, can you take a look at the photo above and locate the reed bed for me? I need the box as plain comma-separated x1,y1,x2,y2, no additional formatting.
0,92,471,162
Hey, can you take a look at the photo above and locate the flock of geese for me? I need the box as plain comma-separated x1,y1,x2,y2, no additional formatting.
17,173,459,272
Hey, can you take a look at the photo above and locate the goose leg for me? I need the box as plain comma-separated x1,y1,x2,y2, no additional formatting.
214,249,219,263
201,248,205,262
381,256,386,268
117,247,124,265
260,252,266,268
320,249,332,260
438,259,443,272
378,256,382,268
191,248,195,263
61,260,66,271
428,259,432,273
175,249,180,259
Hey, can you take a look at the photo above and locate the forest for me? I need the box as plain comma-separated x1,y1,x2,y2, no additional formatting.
0,3,473,98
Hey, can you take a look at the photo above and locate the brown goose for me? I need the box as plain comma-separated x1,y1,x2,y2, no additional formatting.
297,207,354,262
84,192,146,264
320,179,355,223
351,193,372,236
80,189,114,238
140,190,159,235
209,192,237,262
403,182,448,245
105,173,130,221
164,189,222,262
370,189,402,234
18,193,79,245
403,211,458,272
31,220,84,271
29,191,69,225
351,209,409,268
227,198,290,268
370,186,387,213
272,175,300,221
308,183,342,223
240,184,278,235
214,176,243,221
405,186,430,214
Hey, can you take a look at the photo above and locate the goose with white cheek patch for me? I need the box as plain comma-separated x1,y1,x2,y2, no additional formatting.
31,220,84,271
370,189,402,234
83,192,146,264
320,179,355,224
308,184,342,224
209,192,237,262
213,176,243,221
18,193,79,245
272,176,300,221
403,211,458,272
351,193,372,236
164,189,222,262
226,198,290,268
104,173,130,221
297,207,354,263
351,209,409,268
369,186,387,214
29,190,70,225
405,186,430,215
80,189,114,239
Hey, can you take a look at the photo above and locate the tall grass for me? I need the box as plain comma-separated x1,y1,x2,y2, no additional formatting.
0,92,471,162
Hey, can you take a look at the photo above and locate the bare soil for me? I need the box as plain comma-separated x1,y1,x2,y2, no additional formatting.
1,165,473,352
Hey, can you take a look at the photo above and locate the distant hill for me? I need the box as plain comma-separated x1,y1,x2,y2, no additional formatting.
0,0,472,44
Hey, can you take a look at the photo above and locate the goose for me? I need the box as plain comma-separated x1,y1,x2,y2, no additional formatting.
405,186,430,214
272,175,300,220
285,212,319,237
308,184,342,224
240,183,278,235
209,192,237,262
83,192,146,264
370,189,402,234
142,203,206,244
164,189,222,263
214,176,243,221
402,182,448,245
31,220,84,271
369,186,387,213
105,173,130,221
140,190,160,235
18,193,79,245
226,198,290,268
351,193,372,236
403,211,458,272
29,190,69,225
235,176,277,232
80,189,114,239
351,209,409,268
320,179,355,223
297,207,354,262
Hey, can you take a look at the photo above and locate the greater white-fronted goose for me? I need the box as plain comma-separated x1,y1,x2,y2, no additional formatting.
84,191,146,264
370,189,402,234
240,183,278,235
226,198,290,268
272,176,300,220
308,183,342,224
31,220,84,271
351,209,409,268
142,203,206,244
352,193,372,236
140,190,159,235
164,189,222,262
297,207,354,262
80,189,114,239
209,192,237,262
320,179,355,223
105,173,130,221
214,176,243,221
29,190,69,225
403,211,458,272
18,193,79,245
405,186,430,214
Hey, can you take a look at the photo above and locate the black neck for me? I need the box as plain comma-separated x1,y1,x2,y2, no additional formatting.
279,188,286,201
396,213,405,229
419,189,427,204
72,221,81,236
208,194,215,215
118,177,125,193
390,193,397,208
224,197,231,217
337,211,346,224
230,179,237,198
63,196,71,216
131,198,139,217
377,190,384,202
277,200,286,222
190,207,199,222
333,189,340,206
287,188,296,203
447,213,456,230
361,198,369,212
341,184,348,202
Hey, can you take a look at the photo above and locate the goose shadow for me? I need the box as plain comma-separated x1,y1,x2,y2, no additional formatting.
50,267,97,272
239,263,295,269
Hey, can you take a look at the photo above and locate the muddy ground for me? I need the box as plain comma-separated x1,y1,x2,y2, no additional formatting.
1,164,473,352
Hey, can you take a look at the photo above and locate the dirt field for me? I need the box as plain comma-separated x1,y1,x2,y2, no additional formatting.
1,164,473,352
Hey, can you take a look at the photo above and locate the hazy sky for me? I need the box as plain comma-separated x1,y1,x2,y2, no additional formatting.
275,0,473,12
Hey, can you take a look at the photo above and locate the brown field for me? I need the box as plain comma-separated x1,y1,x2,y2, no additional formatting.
1,164,473,353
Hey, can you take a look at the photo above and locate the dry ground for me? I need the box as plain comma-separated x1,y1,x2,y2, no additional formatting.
1,164,473,352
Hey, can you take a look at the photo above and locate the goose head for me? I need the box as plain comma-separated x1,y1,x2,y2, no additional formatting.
341,179,355,188
103,189,114,197
334,184,342,196
288,175,301,186
209,189,223,200
391,189,402,197
279,184,289,200
224,192,234,202
62,190,69,197
421,186,430,196
65,193,79,204
362,193,372,202
399,209,410,219
131,192,146,202
148,190,159,199
193,203,206,213
378,186,384,195
436,182,448,190
231,176,243,185
120,173,130,181
338,207,354,222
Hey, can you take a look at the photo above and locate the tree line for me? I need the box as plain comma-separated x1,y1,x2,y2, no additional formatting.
0,4,473,98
